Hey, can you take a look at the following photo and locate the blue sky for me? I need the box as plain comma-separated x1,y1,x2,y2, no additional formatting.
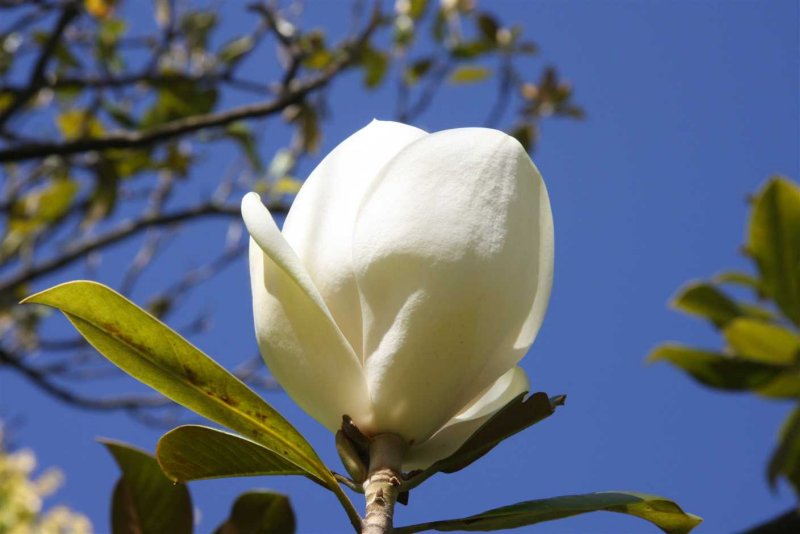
2,1,799,533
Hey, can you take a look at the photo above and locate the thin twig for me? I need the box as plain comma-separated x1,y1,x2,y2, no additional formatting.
0,1,79,128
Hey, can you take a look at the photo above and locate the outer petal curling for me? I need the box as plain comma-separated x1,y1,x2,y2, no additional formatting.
352,128,553,443
282,120,427,356
403,366,529,471
243,193,371,431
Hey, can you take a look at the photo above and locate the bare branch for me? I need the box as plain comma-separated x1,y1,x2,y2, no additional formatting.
0,201,275,294
0,346,171,411
0,8,381,163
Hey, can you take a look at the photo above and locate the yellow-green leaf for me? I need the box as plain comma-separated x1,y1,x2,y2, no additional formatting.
394,492,701,534
723,318,800,365
157,425,307,482
449,65,490,84
649,344,800,398
218,35,255,65
748,177,800,325
768,406,800,496
23,281,329,484
671,281,742,327
57,110,104,140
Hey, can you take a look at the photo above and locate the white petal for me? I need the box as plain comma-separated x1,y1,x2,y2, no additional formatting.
352,128,553,442
402,366,529,471
243,193,371,431
282,120,427,357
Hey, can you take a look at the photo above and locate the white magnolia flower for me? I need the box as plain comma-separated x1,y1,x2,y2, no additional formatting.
242,120,553,470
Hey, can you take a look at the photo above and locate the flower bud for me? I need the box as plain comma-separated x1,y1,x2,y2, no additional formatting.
242,120,553,469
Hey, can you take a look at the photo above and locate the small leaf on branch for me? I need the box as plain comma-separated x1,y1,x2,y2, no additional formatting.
648,344,800,397
213,491,295,534
671,281,743,328
722,318,800,365
157,425,309,482
449,66,490,84
101,440,192,534
218,36,255,66
768,406,800,496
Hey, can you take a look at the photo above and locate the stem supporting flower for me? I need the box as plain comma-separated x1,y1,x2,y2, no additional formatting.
362,433,407,534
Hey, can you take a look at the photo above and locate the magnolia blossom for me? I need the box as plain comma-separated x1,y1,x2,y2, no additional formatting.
242,120,553,470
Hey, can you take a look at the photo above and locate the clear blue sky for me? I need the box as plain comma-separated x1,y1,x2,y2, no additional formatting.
2,1,799,533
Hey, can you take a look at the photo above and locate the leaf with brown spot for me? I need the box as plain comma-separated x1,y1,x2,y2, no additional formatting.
24,281,330,485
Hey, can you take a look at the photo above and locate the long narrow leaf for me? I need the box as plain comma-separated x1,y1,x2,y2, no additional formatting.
24,281,327,483
394,492,701,534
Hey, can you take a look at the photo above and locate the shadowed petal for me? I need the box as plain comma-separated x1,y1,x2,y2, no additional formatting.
353,128,553,442
403,366,530,470
282,120,427,358
243,193,371,431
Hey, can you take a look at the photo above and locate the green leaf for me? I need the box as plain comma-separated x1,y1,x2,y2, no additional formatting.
510,123,536,152
361,48,389,88
180,11,217,50
477,14,500,42
213,491,295,534
648,344,800,396
83,157,121,224
57,109,105,140
23,281,330,484
404,58,433,86
449,65,490,84
671,282,743,327
102,440,193,534
768,405,800,496
714,270,764,294
300,31,333,70
394,492,701,534
142,82,218,129
335,430,367,484
407,0,429,19
723,318,800,365
2,176,79,258
451,40,494,59
218,36,255,66
226,122,263,171
157,425,308,482
748,177,800,326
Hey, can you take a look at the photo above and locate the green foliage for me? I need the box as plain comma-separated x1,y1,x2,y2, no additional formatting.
157,425,308,482
105,439,296,534
650,176,800,498
25,281,358,525
748,178,800,326
449,66,491,84
394,492,701,534
24,281,329,484
24,278,700,532
103,440,193,534
213,491,296,534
